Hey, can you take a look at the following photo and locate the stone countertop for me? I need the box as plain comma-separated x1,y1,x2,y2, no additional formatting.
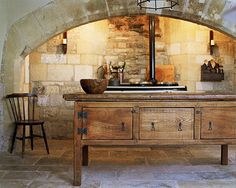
63,92,236,102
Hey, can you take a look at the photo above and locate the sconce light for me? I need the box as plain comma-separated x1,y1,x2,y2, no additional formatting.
209,30,215,55
62,32,67,54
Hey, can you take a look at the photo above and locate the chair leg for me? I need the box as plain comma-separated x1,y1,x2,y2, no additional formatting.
41,123,49,154
10,124,18,153
30,125,34,150
22,125,26,157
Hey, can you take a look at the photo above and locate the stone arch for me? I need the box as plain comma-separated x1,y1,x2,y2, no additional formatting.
1,0,236,94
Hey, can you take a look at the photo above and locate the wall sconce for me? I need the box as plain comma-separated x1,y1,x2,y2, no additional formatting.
62,32,67,54
209,30,215,55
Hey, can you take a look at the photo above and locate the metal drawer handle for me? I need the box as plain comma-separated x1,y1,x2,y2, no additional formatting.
121,122,125,131
208,121,213,131
178,122,183,131
151,122,155,131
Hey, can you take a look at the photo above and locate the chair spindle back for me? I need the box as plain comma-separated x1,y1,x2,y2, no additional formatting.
6,93,38,121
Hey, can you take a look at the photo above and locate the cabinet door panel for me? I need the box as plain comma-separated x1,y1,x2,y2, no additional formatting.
201,107,236,139
140,108,194,139
82,107,132,140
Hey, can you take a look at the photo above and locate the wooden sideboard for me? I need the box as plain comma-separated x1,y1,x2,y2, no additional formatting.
63,92,236,186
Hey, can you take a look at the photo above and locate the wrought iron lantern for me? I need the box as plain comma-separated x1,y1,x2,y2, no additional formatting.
137,0,179,10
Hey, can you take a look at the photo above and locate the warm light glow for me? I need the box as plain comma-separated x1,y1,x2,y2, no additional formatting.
62,39,67,44
210,39,215,46
63,38,67,44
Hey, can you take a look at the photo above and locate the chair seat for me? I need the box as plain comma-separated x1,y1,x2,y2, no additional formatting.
16,120,44,125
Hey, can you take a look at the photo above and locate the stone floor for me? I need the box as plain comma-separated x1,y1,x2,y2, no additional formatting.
0,140,236,188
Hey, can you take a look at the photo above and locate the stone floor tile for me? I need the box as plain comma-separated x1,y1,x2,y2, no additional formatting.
0,154,40,166
59,150,73,159
194,171,235,180
83,166,119,181
2,171,50,181
28,181,74,188
0,180,31,188
35,157,71,166
1,140,236,187
0,165,39,171
153,172,201,181
44,140,73,150
46,171,73,184
0,171,6,178
117,167,159,181
102,180,178,188
37,165,71,172
147,157,190,166
178,180,236,188
23,149,65,158
163,164,219,173
215,164,236,172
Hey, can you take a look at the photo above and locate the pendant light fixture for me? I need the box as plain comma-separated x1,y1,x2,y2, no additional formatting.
137,0,179,10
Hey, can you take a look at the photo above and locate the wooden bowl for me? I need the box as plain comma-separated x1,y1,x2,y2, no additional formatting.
80,79,108,94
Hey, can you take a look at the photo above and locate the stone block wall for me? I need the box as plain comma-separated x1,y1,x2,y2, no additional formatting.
29,20,109,138
164,19,235,91
0,83,5,150
29,16,236,139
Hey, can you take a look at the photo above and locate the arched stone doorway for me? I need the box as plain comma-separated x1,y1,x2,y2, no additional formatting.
0,0,235,150
2,0,236,93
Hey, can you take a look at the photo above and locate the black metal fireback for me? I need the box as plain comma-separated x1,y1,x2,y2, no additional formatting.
149,16,157,85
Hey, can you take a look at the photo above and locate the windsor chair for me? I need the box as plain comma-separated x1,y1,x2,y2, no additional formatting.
6,93,49,156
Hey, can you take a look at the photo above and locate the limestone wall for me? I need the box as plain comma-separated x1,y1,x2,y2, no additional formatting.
164,18,236,91
29,16,236,139
29,20,109,138
0,0,7,150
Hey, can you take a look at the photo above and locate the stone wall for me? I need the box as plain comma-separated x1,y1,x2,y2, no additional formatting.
164,18,236,91
0,1,7,144
0,83,5,150
29,20,109,138
29,16,236,139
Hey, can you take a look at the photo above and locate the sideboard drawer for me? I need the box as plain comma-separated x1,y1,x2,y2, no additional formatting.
140,108,194,139
201,107,236,139
82,107,132,140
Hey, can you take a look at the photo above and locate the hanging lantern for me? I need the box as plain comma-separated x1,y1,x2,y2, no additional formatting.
137,0,179,10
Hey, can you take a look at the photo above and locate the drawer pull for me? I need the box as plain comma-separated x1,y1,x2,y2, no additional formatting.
121,122,125,131
151,122,155,131
178,122,183,131
208,121,213,131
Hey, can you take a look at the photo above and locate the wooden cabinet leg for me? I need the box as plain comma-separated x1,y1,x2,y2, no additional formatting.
221,144,228,165
73,144,82,186
82,145,89,166
74,109,82,186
